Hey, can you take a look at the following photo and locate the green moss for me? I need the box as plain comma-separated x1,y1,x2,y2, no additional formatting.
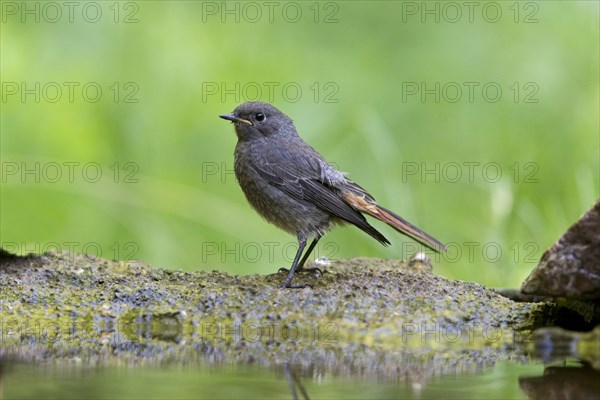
0,251,548,372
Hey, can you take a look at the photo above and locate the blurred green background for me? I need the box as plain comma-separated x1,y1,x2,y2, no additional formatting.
1,1,598,288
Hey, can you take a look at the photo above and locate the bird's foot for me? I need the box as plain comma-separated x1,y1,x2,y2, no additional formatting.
277,266,323,277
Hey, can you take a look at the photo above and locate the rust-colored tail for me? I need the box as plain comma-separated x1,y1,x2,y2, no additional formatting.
342,191,446,253
370,204,446,252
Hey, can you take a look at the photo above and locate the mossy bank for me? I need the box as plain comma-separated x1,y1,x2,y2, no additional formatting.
0,250,549,380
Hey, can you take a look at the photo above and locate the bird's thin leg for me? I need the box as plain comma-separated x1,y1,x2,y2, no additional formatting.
282,234,309,289
279,235,323,276
296,235,323,275
297,235,321,270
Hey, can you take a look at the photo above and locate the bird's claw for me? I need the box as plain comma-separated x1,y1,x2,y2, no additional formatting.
278,266,323,277
303,267,323,277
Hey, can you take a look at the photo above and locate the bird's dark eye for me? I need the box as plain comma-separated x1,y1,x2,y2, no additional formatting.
255,112,265,122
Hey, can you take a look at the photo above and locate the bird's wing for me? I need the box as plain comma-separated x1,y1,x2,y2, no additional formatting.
249,143,390,244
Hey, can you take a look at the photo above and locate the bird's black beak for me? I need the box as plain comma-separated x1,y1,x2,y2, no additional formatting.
219,113,253,125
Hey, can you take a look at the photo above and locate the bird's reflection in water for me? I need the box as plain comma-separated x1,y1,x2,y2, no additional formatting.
283,364,311,400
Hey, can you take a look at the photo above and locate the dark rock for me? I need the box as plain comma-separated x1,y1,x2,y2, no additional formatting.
519,365,600,399
522,199,600,300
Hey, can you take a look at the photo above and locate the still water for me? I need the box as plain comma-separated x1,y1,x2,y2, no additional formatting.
2,360,597,399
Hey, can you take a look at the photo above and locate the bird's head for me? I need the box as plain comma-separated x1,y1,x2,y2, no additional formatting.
220,102,294,141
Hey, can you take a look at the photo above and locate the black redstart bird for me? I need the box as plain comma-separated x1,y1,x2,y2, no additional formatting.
220,102,446,288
